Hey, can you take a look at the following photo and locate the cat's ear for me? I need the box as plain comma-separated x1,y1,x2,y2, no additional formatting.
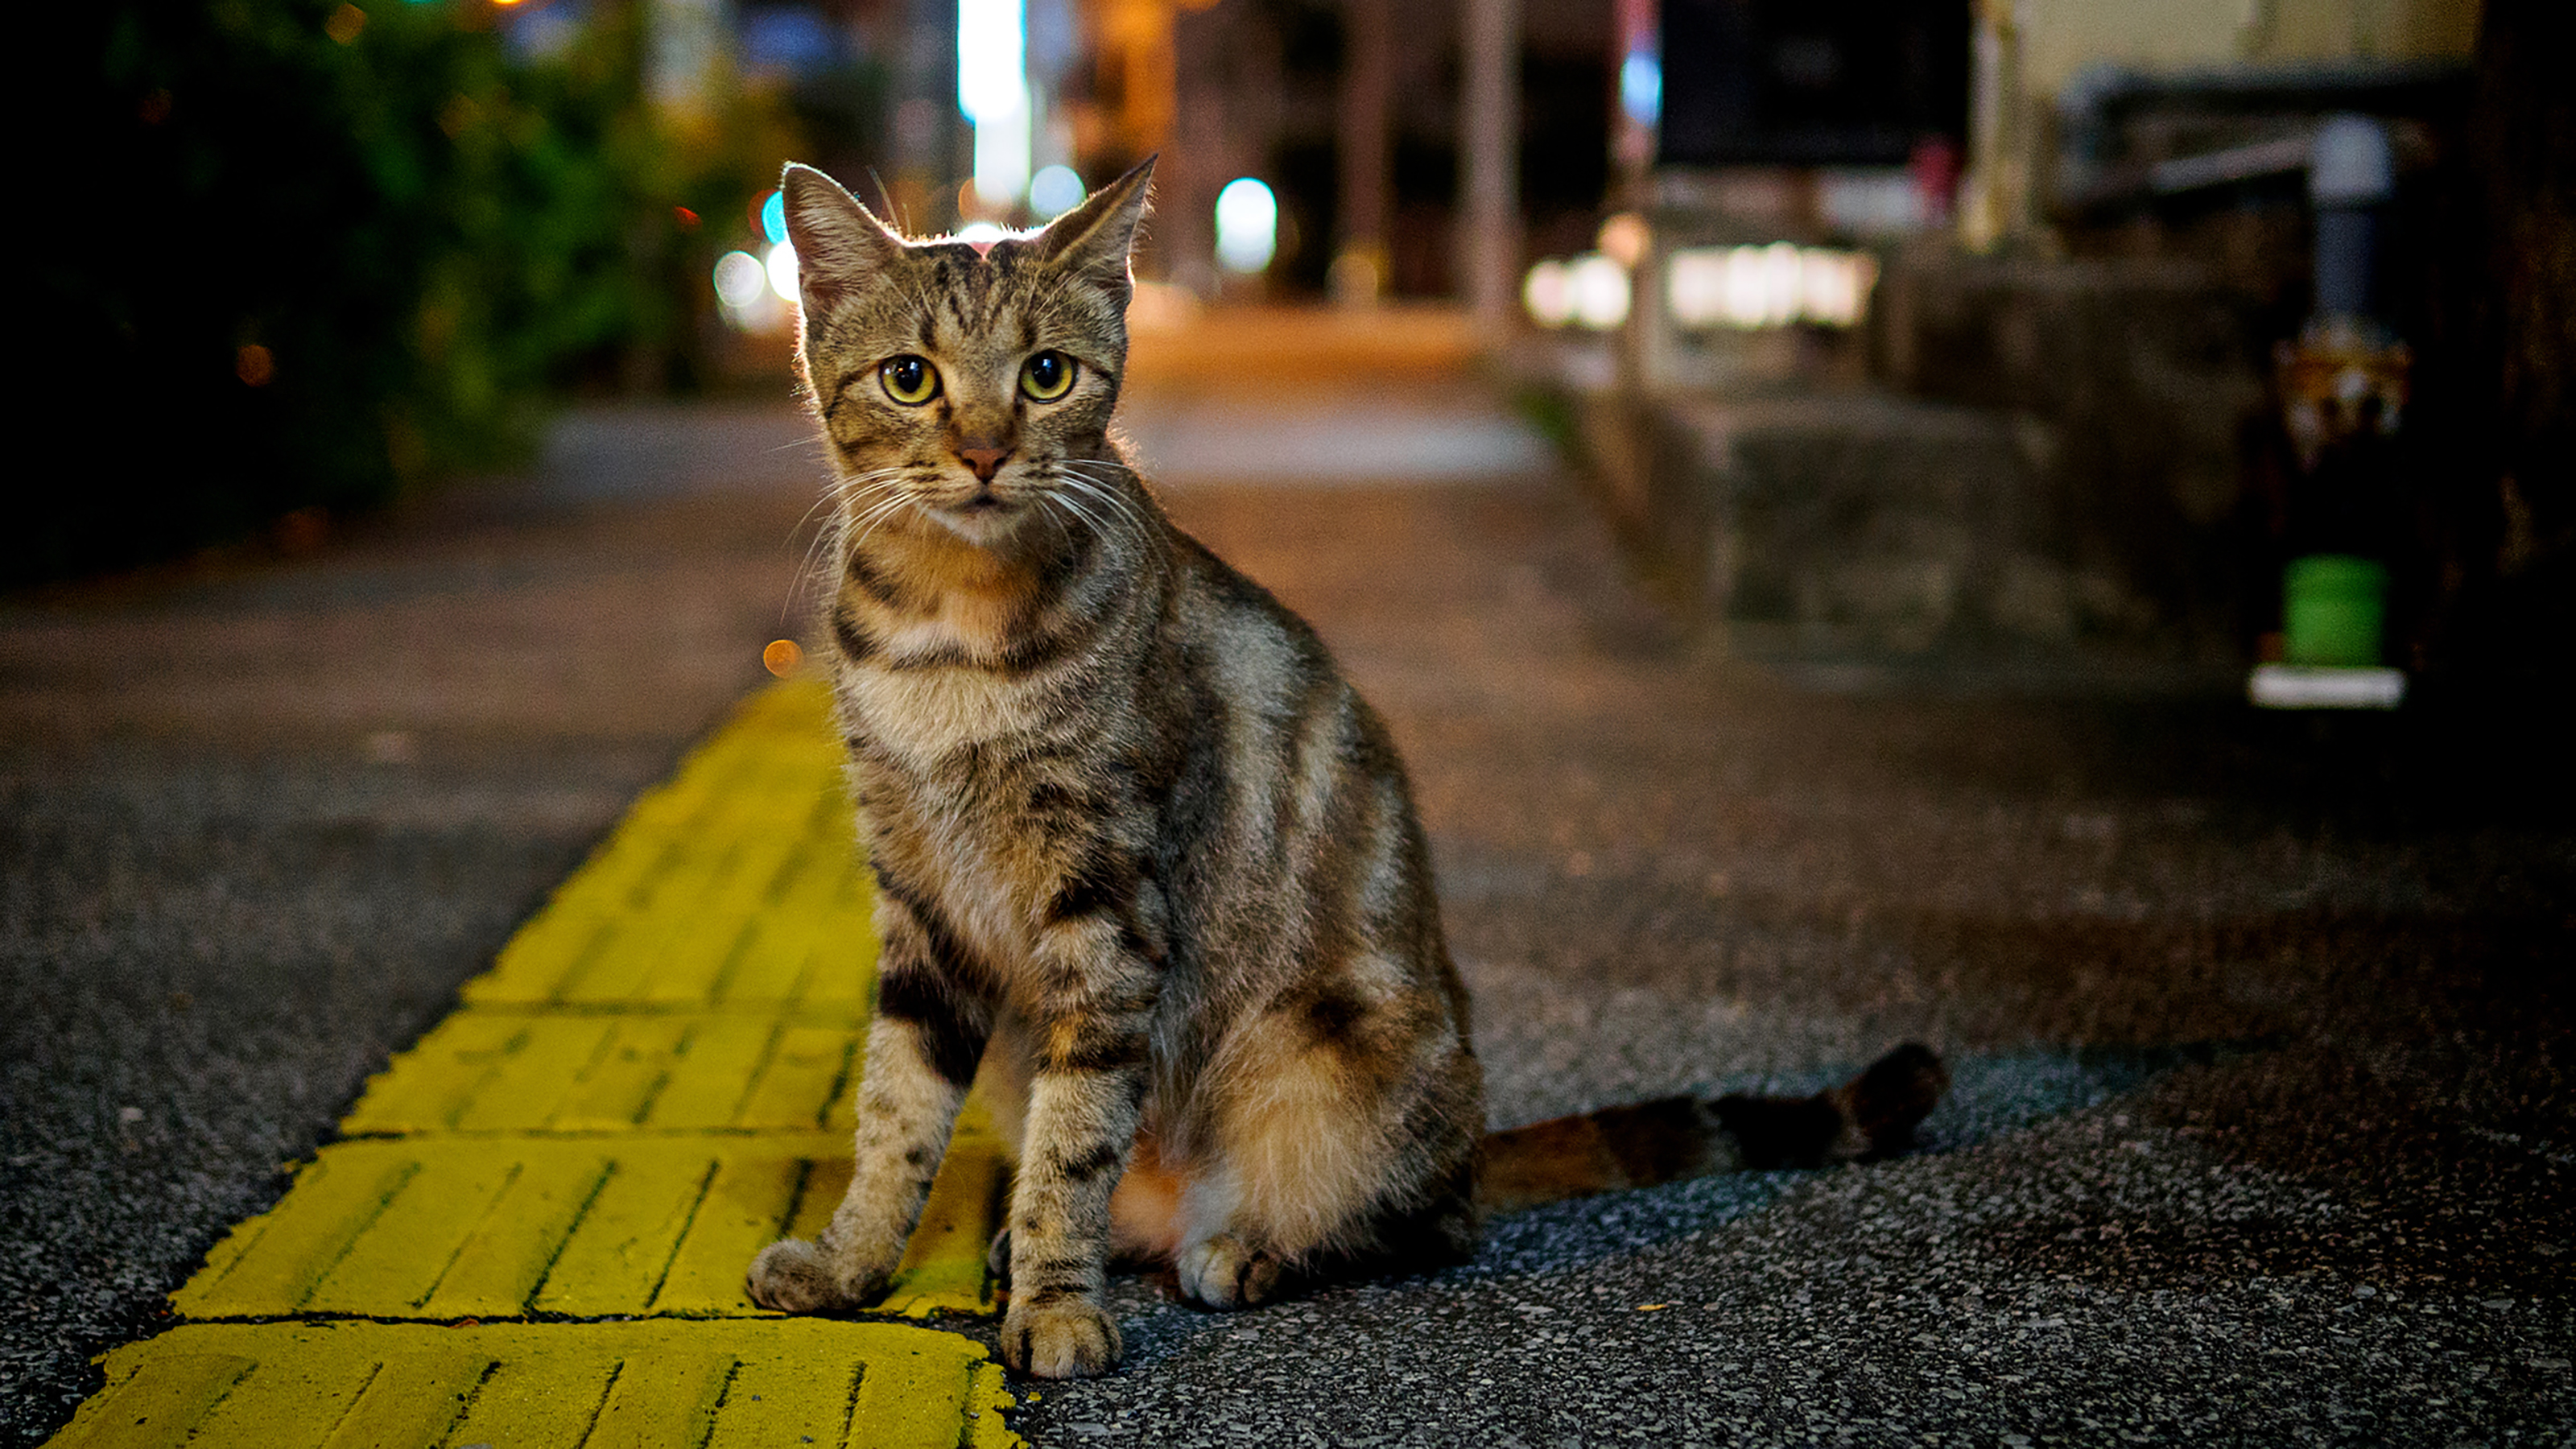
780,163,903,318
1034,155,1155,308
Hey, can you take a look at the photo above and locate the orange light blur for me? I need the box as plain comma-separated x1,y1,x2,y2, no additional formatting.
236,345,275,387
762,639,804,677
674,206,700,229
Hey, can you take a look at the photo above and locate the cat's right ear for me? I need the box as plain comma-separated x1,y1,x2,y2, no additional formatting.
780,163,904,320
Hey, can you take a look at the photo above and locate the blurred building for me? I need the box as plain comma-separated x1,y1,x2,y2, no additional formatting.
1526,0,2573,693
535,0,2562,692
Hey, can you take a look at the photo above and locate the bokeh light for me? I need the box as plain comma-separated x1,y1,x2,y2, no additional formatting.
1029,164,1086,218
712,250,767,310
1620,51,1661,126
765,243,799,303
1568,254,1631,329
1664,244,1879,330
761,190,787,247
1523,258,1573,328
1214,178,1278,274
1596,213,1649,269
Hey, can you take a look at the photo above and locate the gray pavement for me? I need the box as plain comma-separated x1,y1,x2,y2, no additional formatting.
0,428,824,1441
5,332,2573,1446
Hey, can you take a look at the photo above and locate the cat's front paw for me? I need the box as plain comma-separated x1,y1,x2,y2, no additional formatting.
1001,1295,1123,1378
1176,1233,1282,1310
745,1236,890,1314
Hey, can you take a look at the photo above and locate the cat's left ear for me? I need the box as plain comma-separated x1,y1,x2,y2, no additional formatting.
780,163,904,320
1034,155,1155,310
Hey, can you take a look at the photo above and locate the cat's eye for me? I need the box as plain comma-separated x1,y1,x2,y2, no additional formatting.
880,355,939,405
1020,351,1075,402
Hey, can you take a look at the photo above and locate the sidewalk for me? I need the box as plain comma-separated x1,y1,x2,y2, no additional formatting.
10,307,2571,1447
46,683,1018,1447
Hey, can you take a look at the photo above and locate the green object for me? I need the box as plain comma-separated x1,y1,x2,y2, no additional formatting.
2284,555,2389,667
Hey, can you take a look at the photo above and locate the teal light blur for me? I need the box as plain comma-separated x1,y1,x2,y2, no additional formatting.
762,190,788,247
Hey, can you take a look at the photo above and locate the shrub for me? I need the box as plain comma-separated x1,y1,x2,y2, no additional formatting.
19,0,799,585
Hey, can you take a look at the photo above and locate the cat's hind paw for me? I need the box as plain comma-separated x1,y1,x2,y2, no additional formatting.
1176,1233,1283,1311
1001,1295,1123,1378
745,1236,886,1315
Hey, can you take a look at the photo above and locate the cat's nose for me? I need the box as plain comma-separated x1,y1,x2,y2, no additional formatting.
957,446,1009,481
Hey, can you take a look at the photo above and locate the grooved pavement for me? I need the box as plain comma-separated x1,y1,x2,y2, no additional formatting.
43,683,1020,1448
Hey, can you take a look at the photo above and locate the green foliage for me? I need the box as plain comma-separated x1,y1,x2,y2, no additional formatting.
19,0,804,585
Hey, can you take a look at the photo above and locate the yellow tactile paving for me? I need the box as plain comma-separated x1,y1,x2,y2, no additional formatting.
172,1126,1005,1320
342,1013,867,1134
462,685,878,1010
46,1320,1019,1449
50,681,1018,1448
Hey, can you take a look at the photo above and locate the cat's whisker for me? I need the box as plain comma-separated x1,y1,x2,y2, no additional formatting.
848,488,924,550
1053,474,1150,545
783,470,910,624
848,488,914,534
789,475,900,605
1042,479,1125,547
1035,494,1080,555
1040,493,1097,554
1042,482,1115,545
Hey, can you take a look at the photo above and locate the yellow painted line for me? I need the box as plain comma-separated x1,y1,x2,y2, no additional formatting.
46,1319,1018,1449
50,682,1018,1448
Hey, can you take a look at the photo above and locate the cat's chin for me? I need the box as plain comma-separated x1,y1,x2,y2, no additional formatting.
924,498,1039,548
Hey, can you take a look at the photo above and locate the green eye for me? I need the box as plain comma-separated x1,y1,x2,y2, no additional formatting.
880,355,939,405
1020,351,1075,402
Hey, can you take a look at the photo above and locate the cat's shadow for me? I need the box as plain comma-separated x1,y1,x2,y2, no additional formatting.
1040,1042,2248,1372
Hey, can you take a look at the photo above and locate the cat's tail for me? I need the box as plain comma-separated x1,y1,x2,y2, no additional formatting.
1476,1042,1949,1215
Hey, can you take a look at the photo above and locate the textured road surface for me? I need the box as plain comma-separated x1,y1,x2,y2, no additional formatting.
6,315,2572,1445
0,407,825,1442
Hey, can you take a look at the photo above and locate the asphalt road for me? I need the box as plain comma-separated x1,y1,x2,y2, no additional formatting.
5,317,2571,1446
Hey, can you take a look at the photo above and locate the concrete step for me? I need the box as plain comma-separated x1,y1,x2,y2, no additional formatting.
1579,387,2178,659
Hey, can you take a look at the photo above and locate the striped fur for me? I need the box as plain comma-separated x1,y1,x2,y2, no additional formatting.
744,159,1479,1378
740,159,1947,1378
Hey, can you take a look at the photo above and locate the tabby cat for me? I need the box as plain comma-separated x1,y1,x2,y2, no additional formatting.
743,159,1947,1378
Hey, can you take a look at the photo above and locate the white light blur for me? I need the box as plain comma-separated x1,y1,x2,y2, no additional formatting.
1029,163,1085,218
1666,244,1880,330
1214,177,1278,273
956,0,1024,121
954,221,1009,247
1522,258,1572,328
960,0,1030,209
766,242,799,303
1800,250,1874,326
712,250,768,310
1755,242,1801,326
1567,254,1631,329
974,102,1031,209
